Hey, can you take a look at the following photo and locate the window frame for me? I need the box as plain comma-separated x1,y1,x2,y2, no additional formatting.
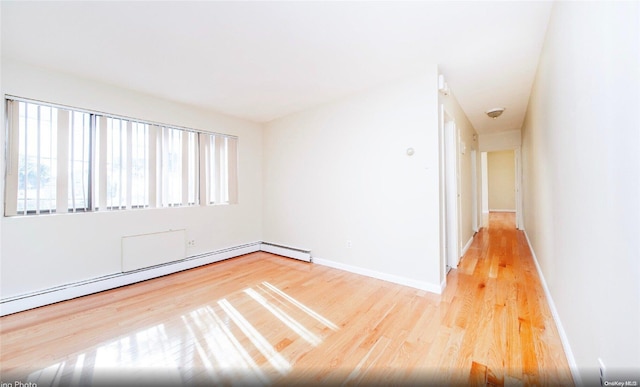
4,96,238,217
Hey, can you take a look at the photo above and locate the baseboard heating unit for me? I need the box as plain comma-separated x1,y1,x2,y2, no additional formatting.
1,240,313,316
0,242,261,316
260,242,312,262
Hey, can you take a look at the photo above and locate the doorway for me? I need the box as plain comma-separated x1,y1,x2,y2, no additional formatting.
481,149,519,229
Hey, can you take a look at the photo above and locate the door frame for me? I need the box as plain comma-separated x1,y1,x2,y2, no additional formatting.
480,147,523,229
515,147,523,230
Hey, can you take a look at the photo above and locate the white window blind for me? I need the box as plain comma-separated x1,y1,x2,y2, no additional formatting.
131,121,149,208
4,97,238,216
158,127,198,207
67,111,91,212
160,126,182,207
199,133,238,205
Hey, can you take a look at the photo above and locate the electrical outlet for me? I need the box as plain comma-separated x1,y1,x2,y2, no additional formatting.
346,240,352,249
187,239,196,247
598,358,606,387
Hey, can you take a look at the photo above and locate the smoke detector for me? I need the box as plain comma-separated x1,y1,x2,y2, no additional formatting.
486,107,506,119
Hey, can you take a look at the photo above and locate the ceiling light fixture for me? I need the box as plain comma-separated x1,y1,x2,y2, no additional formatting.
486,107,505,119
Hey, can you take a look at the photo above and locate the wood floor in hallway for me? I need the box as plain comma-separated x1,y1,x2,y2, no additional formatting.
0,213,573,386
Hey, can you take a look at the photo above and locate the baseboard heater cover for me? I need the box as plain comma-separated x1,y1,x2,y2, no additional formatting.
122,229,186,272
0,242,261,316
260,242,312,262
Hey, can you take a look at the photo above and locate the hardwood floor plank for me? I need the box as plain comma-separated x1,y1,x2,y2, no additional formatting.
469,361,488,386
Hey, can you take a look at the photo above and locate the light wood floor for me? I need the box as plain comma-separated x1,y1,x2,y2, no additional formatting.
0,213,573,386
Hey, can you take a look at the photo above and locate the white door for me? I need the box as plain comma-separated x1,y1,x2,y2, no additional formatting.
444,118,460,269
471,149,478,232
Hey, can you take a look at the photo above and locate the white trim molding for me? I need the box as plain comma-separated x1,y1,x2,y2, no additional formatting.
461,235,474,257
488,209,516,213
482,211,490,228
313,257,442,294
0,242,261,316
523,231,582,386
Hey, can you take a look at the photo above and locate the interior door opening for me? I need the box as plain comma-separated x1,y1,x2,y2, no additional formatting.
481,149,520,230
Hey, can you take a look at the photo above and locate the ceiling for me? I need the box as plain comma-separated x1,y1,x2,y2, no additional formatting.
1,1,552,134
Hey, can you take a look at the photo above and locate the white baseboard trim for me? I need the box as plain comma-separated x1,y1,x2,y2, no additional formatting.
523,231,582,386
0,242,261,316
260,242,311,262
489,209,516,213
461,235,474,257
313,257,442,294
482,212,490,227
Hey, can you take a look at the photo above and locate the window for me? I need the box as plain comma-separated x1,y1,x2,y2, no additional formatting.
97,117,150,210
15,102,59,214
4,97,238,216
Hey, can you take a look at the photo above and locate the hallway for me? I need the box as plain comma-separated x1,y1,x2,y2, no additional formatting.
444,212,573,385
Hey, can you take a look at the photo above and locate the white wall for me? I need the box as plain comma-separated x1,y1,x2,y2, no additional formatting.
0,60,264,298
263,71,442,291
487,150,515,211
478,129,521,152
521,1,639,382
